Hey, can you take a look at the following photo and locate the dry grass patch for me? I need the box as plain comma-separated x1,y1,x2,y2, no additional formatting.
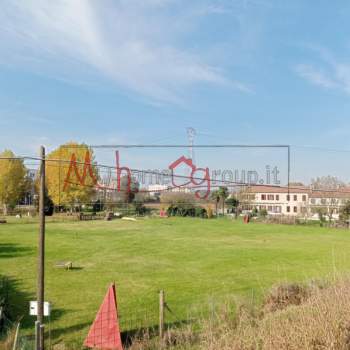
128,277,350,350
0,327,16,350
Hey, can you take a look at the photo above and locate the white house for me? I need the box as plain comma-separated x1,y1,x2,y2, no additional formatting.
241,185,350,218
241,185,310,216
308,190,350,219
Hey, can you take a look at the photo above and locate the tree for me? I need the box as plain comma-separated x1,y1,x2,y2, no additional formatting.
311,176,345,190
111,175,139,204
226,197,239,212
340,201,350,224
218,186,229,215
0,150,28,215
45,143,98,207
160,192,195,206
134,201,147,216
160,192,197,216
226,197,239,217
134,190,151,203
259,208,268,218
210,190,221,216
33,178,55,216
316,207,327,227
118,175,139,203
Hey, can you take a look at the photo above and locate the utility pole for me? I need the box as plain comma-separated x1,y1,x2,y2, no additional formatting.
36,146,46,350
186,127,196,163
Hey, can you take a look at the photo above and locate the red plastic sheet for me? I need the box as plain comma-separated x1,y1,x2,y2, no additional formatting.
84,284,123,350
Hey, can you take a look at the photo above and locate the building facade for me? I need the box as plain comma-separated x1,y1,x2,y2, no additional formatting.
240,185,350,218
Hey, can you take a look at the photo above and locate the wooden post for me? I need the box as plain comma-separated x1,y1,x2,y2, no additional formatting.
37,146,46,350
159,290,165,340
12,322,20,350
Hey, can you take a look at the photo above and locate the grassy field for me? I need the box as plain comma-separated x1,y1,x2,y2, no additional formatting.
2,217,350,346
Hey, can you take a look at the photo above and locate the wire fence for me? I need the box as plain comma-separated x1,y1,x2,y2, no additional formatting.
2,279,240,350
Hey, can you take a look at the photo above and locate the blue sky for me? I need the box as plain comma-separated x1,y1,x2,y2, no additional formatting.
1,0,350,183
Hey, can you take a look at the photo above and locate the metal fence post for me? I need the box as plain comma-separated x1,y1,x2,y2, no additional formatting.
35,321,41,350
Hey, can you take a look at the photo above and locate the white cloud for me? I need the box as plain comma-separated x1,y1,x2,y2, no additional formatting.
295,47,350,95
295,64,338,89
0,0,248,104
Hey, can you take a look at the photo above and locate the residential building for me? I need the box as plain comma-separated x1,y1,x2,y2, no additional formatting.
308,190,350,219
241,185,310,216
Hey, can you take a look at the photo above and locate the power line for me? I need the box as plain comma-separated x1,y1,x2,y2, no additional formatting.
291,145,350,153
68,144,290,149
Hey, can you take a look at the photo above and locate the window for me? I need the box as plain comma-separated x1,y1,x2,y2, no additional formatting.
287,195,290,201
294,206,297,213
276,195,279,201
287,206,290,212
302,195,306,201
268,206,272,211
273,206,281,213
267,194,274,200
294,195,297,201
311,198,316,204
261,194,266,200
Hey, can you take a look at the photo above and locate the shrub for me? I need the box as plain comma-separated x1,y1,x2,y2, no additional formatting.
262,283,310,313
167,204,195,217
134,202,148,216
195,207,207,218
251,207,258,217
92,199,104,212
207,206,214,218
166,204,207,218
44,195,54,216
259,208,268,217
340,201,350,223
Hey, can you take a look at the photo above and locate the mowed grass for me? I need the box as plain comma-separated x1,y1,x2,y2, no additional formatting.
2,217,350,345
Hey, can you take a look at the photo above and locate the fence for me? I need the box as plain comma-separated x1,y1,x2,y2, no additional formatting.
1,285,238,350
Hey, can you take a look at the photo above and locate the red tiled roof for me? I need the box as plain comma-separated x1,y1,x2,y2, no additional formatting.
245,185,350,199
309,190,350,199
245,185,309,194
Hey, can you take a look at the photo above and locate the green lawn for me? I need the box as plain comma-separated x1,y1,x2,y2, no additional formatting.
1,217,350,346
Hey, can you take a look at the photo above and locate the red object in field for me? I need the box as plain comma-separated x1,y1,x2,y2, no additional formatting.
84,284,123,350
159,210,167,217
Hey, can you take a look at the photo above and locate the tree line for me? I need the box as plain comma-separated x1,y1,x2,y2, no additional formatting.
0,143,104,215
0,142,241,217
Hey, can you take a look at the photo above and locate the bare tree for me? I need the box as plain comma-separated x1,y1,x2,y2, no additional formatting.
311,176,345,191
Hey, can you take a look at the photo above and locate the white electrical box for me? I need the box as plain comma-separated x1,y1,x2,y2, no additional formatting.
29,301,51,317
